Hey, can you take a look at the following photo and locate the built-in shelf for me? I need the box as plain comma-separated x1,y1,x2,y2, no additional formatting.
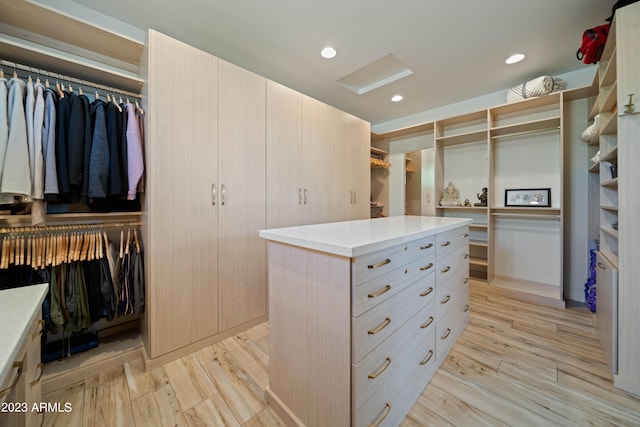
436,206,487,210
600,205,619,212
490,117,561,139
601,177,619,188
469,223,488,229
469,240,488,248
0,212,142,227
601,226,619,239
469,256,488,267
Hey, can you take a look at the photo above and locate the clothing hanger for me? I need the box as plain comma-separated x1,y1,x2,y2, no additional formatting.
0,68,4,79
125,228,131,255
133,227,141,253
135,100,145,115
119,229,124,259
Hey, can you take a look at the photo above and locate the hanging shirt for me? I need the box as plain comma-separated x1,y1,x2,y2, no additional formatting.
25,78,35,197
32,82,46,200
105,102,122,197
125,103,144,200
56,93,71,197
0,77,12,205
79,94,92,204
43,88,59,198
31,82,47,224
88,99,109,199
1,77,31,196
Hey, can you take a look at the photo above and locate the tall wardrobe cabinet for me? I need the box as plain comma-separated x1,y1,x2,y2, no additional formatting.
143,30,267,363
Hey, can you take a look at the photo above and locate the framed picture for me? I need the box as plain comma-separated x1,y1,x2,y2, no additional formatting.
504,188,551,207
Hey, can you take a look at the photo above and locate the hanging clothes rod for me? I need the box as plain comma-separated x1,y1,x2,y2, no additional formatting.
0,221,142,235
0,59,143,100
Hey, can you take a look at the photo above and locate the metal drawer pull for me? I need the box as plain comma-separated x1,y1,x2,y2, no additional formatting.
368,356,392,379
211,183,216,206
32,319,45,338
440,241,451,247
597,262,606,269
369,402,392,427
462,233,469,238
419,350,434,366
463,278,469,284
298,188,302,205
368,317,391,335
420,243,433,250
441,266,451,273
440,295,451,304
31,362,44,386
420,316,434,329
441,328,452,340
419,287,434,297
463,254,469,259
368,259,391,269
368,284,392,299
420,262,434,271
464,304,470,312
0,361,23,398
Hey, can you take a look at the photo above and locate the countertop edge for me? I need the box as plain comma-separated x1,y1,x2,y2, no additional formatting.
260,217,473,257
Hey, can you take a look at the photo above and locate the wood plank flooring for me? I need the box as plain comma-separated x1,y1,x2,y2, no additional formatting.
43,283,640,426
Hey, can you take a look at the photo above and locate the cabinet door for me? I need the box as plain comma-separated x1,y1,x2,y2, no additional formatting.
302,96,334,225
146,30,219,357
218,60,267,331
266,80,303,228
348,114,371,220
596,251,618,373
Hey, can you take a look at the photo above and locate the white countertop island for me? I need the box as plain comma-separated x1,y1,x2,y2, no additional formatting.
0,283,48,387
260,216,472,427
259,215,472,257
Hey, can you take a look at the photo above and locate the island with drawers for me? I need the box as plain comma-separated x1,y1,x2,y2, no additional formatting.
259,215,472,427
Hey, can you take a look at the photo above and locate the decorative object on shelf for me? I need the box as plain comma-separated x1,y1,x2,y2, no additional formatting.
440,182,460,206
504,188,551,207
581,114,600,142
474,187,488,207
609,164,618,179
506,76,566,103
464,199,472,207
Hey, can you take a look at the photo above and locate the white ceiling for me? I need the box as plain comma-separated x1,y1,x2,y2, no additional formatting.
63,0,611,128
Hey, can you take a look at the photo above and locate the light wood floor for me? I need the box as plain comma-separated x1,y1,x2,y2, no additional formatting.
43,283,640,426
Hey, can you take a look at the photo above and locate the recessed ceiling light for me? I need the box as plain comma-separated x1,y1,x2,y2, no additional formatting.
391,94,403,102
505,53,526,64
321,47,337,59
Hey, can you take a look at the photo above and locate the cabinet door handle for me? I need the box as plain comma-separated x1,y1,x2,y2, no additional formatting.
463,278,469,284
420,262,434,271
420,316,434,329
368,284,392,299
419,350,434,366
420,243,433,250
440,241,451,247
368,258,391,269
462,233,469,238
441,266,451,273
368,317,391,335
464,304,470,313
370,402,392,427
368,356,392,379
440,295,451,305
0,361,23,398
298,188,302,205
211,183,216,206
463,254,469,259
304,188,308,204
419,287,434,297
353,191,357,204
440,328,452,340
597,262,606,270
221,184,226,206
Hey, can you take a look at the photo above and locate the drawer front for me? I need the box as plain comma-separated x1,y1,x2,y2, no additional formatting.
352,277,430,363
436,283,470,362
352,300,435,409
25,316,43,409
352,236,436,287
353,253,436,317
435,246,469,300
353,328,436,427
436,226,469,258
